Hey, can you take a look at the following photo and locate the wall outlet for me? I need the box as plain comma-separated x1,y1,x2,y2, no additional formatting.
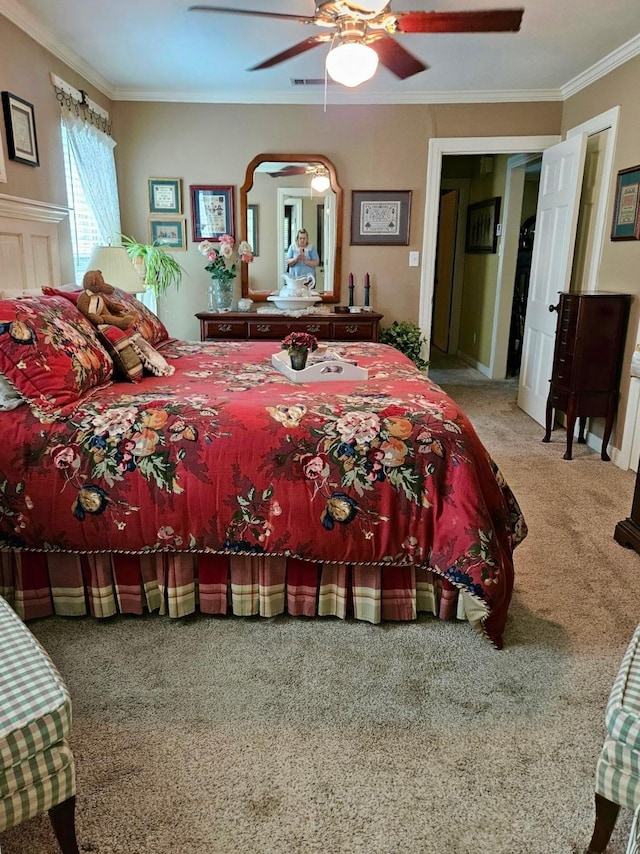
409,251,419,267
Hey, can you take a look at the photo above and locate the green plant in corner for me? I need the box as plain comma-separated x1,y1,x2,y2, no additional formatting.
379,320,429,370
121,234,185,297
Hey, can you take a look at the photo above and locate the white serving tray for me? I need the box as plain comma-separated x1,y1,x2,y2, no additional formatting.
271,350,368,383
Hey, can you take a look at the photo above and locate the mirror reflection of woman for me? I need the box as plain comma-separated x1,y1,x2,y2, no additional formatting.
286,228,319,279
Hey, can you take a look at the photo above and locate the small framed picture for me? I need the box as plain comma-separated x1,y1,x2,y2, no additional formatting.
465,196,501,253
247,203,259,256
190,185,234,242
350,190,411,245
148,218,186,251
148,178,182,215
611,165,640,241
1,91,39,167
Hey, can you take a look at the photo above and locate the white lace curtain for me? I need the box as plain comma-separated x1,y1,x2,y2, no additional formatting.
61,110,121,245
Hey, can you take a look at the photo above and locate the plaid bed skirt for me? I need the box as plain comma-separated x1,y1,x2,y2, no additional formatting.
0,551,483,629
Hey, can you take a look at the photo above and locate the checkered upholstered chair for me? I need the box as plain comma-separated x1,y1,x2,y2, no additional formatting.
587,624,640,854
0,596,79,853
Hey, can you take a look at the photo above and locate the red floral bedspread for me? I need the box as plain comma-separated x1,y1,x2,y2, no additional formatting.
0,339,526,647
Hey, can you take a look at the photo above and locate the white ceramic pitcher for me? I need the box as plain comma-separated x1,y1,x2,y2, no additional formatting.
280,273,316,297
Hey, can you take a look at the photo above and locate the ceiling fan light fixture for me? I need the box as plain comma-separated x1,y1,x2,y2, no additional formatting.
311,173,331,192
325,40,379,87
347,1,390,13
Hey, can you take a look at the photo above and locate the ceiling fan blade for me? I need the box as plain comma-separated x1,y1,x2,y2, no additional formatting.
268,166,309,177
187,5,317,24
395,9,524,34
249,34,330,71
371,35,428,80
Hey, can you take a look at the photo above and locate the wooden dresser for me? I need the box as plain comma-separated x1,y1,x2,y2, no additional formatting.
196,311,384,343
542,292,631,461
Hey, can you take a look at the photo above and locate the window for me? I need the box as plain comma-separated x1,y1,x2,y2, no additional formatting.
61,121,102,283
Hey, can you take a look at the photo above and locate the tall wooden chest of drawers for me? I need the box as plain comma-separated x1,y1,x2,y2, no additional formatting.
542,292,631,460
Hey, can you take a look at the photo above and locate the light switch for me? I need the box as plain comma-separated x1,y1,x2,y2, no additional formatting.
409,251,419,267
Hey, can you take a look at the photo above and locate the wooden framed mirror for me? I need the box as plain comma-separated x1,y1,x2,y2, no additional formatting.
240,153,342,303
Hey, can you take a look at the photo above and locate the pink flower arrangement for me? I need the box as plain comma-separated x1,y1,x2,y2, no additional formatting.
198,234,253,284
281,331,318,352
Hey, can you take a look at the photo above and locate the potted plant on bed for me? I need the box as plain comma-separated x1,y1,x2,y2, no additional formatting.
121,234,185,297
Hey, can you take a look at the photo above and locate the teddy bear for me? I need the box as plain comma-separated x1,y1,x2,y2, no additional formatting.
76,270,135,331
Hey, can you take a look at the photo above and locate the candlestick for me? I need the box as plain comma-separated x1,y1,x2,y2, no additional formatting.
364,272,370,307
348,273,354,307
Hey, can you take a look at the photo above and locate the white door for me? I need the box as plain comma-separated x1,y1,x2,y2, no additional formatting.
517,134,587,425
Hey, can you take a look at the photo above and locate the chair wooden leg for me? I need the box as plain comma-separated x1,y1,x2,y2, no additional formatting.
48,795,80,854
586,792,620,853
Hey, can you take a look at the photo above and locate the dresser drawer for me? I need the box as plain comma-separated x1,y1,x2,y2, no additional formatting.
200,318,248,339
286,319,333,338
331,319,377,340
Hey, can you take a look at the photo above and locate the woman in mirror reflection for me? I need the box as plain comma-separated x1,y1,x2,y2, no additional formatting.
286,228,319,279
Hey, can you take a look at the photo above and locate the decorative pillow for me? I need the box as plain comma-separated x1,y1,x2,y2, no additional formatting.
129,335,175,377
112,289,169,347
41,285,82,305
0,375,25,410
0,296,113,415
44,285,169,347
97,324,144,383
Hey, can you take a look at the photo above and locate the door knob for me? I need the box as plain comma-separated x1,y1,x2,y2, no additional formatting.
548,303,559,313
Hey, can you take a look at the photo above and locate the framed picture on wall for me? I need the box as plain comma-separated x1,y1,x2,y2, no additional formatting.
350,190,411,245
1,91,39,167
465,196,501,253
611,165,640,241
148,178,182,215
190,185,234,241
148,218,186,251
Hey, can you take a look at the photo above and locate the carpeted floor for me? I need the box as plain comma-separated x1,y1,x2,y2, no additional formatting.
2,357,640,854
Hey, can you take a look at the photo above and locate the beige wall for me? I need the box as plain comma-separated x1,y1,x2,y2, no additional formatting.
0,16,113,282
562,54,640,452
113,100,561,340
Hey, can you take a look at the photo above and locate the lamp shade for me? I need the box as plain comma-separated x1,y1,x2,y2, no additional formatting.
325,41,379,88
86,245,145,294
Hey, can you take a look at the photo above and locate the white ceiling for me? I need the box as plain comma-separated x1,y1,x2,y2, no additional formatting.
3,0,640,105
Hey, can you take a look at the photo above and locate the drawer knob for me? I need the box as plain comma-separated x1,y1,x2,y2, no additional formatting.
217,323,232,333
307,324,321,333
256,324,272,333
346,324,359,334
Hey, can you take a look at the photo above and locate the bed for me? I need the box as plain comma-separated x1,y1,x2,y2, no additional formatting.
0,279,527,648
0,194,526,648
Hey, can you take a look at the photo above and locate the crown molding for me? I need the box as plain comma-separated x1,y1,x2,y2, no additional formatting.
0,0,114,99
110,86,563,105
562,32,640,99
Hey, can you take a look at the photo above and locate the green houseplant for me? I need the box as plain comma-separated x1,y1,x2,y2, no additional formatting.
379,320,429,370
121,234,185,297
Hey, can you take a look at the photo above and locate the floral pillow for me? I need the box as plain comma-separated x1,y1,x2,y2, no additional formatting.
112,289,169,347
41,285,81,305
43,285,169,347
0,296,113,416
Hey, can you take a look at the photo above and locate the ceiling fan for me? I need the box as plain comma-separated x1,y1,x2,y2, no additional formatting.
188,2,524,86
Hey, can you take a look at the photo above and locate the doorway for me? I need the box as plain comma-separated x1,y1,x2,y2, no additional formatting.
420,110,624,462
